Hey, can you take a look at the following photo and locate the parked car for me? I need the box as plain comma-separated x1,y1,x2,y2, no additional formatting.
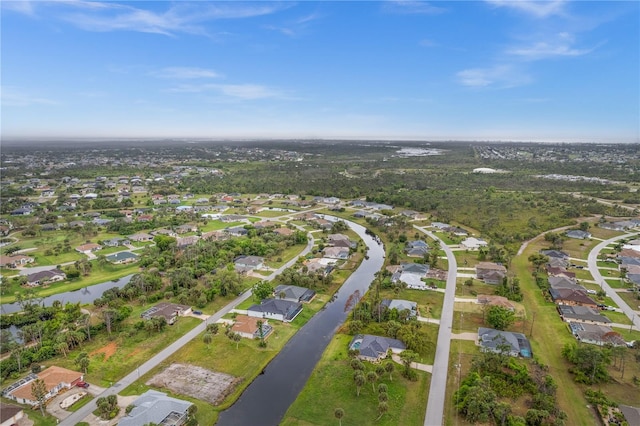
586,289,597,294
193,310,202,315
76,381,89,388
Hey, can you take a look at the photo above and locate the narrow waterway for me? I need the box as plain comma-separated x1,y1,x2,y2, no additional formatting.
0,274,133,314
217,220,385,426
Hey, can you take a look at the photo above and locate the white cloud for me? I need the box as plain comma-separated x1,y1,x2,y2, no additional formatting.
456,65,531,88
169,83,285,100
419,39,438,47
16,1,289,36
153,67,221,79
383,0,446,15
507,41,594,59
1,0,36,16
485,0,566,18
1,87,58,107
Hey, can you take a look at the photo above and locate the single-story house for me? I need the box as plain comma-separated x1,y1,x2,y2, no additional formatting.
557,305,611,325
478,327,532,358
546,257,569,269
234,255,265,272
103,237,130,247
0,402,24,426
477,295,515,311
118,390,193,426
106,251,138,264
273,227,294,237
548,276,581,290
0,255,34,268
226,226,249,237
322,246,350,260
273,285,317,303
566,230,592,240
231,315,273,340
129,232,154,242
4,366,83,406
568,322,626,347
549,288,597,308
540,249,569,259
247,299,302,322
380,299,418,318
303,258,335,276
75,243,102,253
460,237,488,251
141,302,192,325
176,236,199,248
175,224,197,234
475,262,507,283
26,269,66,286
348,334,406,362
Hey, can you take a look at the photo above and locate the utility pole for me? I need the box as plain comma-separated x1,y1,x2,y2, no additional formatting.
529,311,536,337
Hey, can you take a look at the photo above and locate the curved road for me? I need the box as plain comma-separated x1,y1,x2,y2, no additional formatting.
59,232,315,426
414,226,458,426
587,232,640,329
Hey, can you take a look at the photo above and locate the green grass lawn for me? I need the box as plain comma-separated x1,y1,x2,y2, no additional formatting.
282,334,429,426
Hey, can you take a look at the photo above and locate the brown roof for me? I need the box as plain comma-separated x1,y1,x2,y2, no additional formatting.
0,402,23,422
477,295,515,310
10,366,82,401
619,249,640,259
273,228,294,236
76,243,101,252
231,315,265,335
476,262,507,272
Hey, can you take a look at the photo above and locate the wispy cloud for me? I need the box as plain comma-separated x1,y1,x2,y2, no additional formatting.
8,1,289,36
170,83,285,100
456,65,531,88
1,0,36,16
485,0,567,18
264,11,323,37
152,67,221,79
382,0,446,15
1,87,58,107
507,33,599,60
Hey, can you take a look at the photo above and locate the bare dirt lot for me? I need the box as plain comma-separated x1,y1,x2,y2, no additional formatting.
146,363,241,405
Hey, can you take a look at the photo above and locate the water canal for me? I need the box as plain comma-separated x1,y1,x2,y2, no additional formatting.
217,220,385,426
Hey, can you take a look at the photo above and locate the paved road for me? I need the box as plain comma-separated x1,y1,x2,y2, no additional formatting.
587,232,640,329
59,233,315,426
414,226,458,426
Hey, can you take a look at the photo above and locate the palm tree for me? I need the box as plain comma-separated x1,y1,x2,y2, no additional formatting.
378,392,388,403
353,372,365,397
366,371,378,392
376,401,388,420
334,408,344,426
203,333,213,348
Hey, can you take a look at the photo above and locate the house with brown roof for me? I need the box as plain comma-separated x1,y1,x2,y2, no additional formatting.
477,295,515,311
231,315,273,340
273,227,294,237
75,243,102,253
0,402,24,426
475,262,507,284
0,255,34,268
4,366,83,406
141,302,192,324
549,288,597,308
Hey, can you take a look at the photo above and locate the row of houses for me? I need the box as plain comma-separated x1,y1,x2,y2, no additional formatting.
540,249,627,347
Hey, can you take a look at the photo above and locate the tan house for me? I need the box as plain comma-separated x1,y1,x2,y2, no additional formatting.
141,302,192,324
0,255,34,268
75,243,102,253
231,315,273,340
6,366,83,406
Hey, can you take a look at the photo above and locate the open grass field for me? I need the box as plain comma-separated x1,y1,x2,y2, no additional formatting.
282,334,429,426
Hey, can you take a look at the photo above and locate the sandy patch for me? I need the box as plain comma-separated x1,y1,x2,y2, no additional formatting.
146,363,241,405
90,341,117,361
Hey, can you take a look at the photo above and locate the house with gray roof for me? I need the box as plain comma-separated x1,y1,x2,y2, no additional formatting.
478,327,532,358
247,299,302,322
348,334,406,362
380,299,418,319
106,251,138,264
118,390,192,426
26,269,66,287
273,285,316,303
557,305,611,325
566,230,592,240
568,322,626,347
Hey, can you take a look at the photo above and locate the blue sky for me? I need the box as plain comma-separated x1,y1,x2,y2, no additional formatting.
2,0,638,142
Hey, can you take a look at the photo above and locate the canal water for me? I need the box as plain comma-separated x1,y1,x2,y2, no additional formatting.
0,274,133,315
217,220,385,426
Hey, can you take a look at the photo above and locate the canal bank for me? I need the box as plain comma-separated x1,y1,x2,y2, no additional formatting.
217,219,385,426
